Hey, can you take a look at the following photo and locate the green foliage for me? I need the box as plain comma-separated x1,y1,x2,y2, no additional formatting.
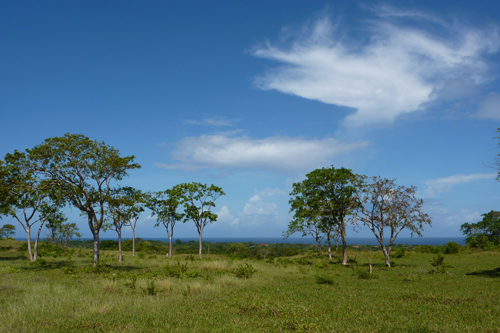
430,254,445,268
143,279,157,296
461,210,500,247
393,246,407,258
315,275,335,285
164,260,189,278
0,223,16,239
234,263,258,278
353,269,377,280
443,241,462,254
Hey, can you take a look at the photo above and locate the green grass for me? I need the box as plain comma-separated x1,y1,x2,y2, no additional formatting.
0,241,499,332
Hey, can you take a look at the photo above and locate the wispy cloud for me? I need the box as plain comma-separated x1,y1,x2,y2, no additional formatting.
155,133,370,172
252,7,500,127
216,205,239,225
472,92,500,120
186,117,236,127
424,173,496,197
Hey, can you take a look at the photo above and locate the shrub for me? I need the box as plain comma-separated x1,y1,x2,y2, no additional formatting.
393,247,407,258
315,275,334,285
235,263,257,278
164,260,188,278
143,279,157,295
443,242,461,254
353,269,377,280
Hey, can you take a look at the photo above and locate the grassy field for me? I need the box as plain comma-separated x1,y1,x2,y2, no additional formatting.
0,240,499,332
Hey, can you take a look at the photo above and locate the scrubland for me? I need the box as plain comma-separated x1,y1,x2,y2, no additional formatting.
0,239,499,332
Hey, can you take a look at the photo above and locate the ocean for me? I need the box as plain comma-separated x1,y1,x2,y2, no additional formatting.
121,236,466,246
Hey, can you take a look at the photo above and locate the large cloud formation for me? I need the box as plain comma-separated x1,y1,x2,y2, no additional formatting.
155,133,369,172
252,7,500,126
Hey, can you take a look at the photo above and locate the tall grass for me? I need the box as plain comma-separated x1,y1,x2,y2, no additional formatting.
0,242,499,332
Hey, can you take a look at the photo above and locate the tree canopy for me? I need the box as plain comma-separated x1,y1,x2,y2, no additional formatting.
460,210,500,249
27,133,141,266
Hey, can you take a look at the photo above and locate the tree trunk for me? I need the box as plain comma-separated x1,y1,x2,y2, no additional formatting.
117,229,122,262
132,228,136,257
33,222,44,261
382,246,391,267
92,230,100,267
198,230,203,259
316,237,322,253
26,227,33,262
327,234,332,260
341,227,348,266
168,236,172,258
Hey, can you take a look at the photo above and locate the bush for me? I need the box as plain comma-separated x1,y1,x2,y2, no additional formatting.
315,275,334,285
353,269,377,280
164,260,188,278
234,263,257,278
393,247,407,258
443,242,461,254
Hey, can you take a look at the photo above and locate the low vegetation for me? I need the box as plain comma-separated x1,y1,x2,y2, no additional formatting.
1,239,499,332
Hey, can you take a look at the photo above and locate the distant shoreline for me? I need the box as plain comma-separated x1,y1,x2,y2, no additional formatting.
15,236,466,246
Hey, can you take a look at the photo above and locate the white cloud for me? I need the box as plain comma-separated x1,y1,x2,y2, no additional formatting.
258,187,288,196
155,133,369,172
216,205,239,225
424,173,496,197
473,92,500,119
238,195,282,227
186,117,236,127
252,10,500,127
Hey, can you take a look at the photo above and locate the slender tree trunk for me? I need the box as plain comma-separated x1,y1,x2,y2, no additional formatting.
33,222,44,261
132,228,136,257
93,230,100,267
341,226,348,266
26,227,33,262
369,254,373,274
198,230,203,259
327,234,332,260
382,245,391,267
117,228,122,262
316,237,322,253
168,236,173,258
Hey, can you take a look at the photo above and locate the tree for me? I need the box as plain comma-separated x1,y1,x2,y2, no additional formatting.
146,189,184,258
0,224,16,239
460,210,500,249
289,166,358,263
284,214,324,253
27,133,140,266
45,210,81,247
176,182,224,258
355,176,432,267
0,150,63,261
106,186,144,261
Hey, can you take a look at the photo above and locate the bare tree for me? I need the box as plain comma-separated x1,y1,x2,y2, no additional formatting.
355,176,432,267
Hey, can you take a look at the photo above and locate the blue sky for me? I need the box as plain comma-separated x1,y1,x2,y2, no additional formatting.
1,1,499,241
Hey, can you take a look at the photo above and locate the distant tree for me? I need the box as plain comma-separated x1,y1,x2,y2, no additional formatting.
176,182,225,258
45,210,81,247
0,224,16,239
284,214,324,253
0,150,63,261
146,189,184,258
460,210,500,249
289,166,358,263
355,176,432,267
106,187,144,261
27,133,140,266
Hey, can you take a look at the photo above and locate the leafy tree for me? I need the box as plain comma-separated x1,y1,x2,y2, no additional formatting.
0,223,16,239
176,182,225,258
460,210,500,249
146,189,184,258
27,133,140,266
355,176,432,267
45,210,81,247
0,150,64,261
284,215,324,253
289,166,358,263
106,187,144,261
